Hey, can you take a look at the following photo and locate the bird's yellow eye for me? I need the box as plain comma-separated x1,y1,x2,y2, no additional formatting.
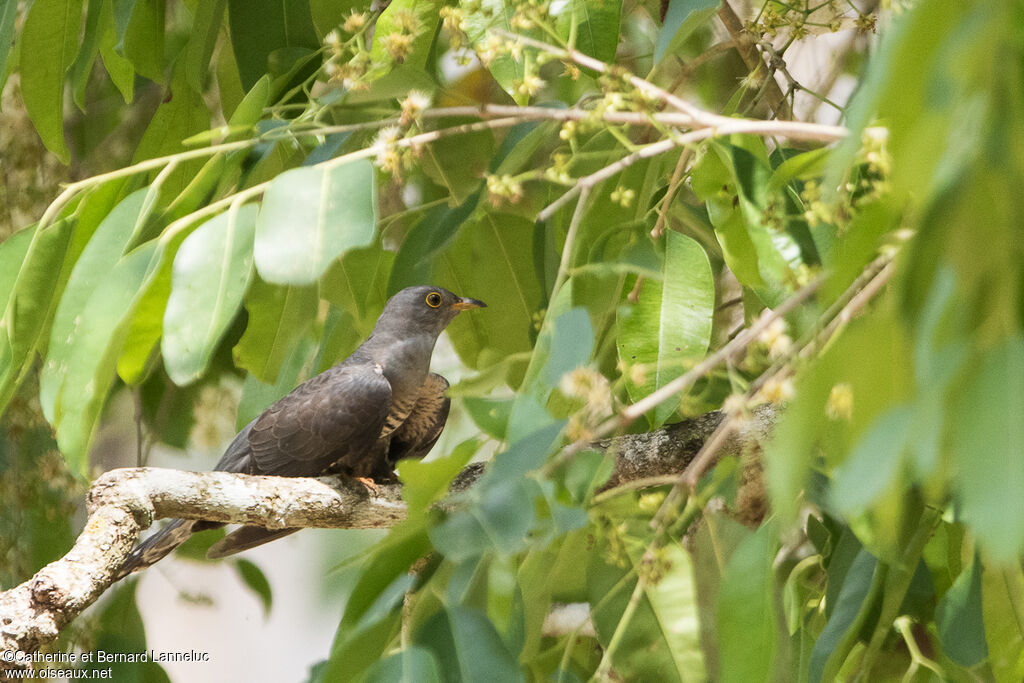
425,292,443,308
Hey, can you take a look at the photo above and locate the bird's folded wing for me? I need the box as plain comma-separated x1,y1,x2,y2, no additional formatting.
247,364,393,477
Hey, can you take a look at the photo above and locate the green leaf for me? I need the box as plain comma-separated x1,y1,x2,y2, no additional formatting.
430,477,540,562
41,189,151,422
830,405,913,513
53,242,162,474
717,525,778,683
324,524,432,681
935,555,987,667
163,205,257,386
320,240,394,334
255,161,378,285
617,231,714,425
809,548,877,683
653,0,717,64
184,0,227,92
506,290,592,442
462,397,512,440
0,0,17,93
369,0,442,70
589,538,705,682
99,1,136,103
0,220,74,415
982,564,1024,683
397,438,480,517
419,122,493,205
434,212,544,372
132,66,211,196
0,228,36,323
20,0,83,163
67,0,106,110
389,190,480,294
765,305,913,523
112,0,165,82
234,558,273,616
555,0,622,64
361,647,442,683
461,0,527,103
952,335,1024,560
309,0,363,37
227,0,320,90
412,606,525,683
233,278,318,383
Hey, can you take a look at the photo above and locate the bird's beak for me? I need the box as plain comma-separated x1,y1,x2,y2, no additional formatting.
452,297,487,311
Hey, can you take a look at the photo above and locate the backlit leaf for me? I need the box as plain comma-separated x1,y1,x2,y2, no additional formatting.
255,161,378,285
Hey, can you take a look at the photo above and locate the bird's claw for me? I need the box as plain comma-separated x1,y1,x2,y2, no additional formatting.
354,476,380,495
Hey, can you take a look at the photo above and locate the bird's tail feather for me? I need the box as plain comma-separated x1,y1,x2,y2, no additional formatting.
206,526,299,559
115,519,196,580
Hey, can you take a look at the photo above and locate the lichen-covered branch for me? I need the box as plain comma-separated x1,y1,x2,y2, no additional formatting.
0,407,775,667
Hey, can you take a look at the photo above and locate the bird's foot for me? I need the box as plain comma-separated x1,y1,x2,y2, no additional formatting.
354,477,380,495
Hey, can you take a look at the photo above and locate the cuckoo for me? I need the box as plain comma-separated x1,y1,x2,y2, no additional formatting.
115,285,485,578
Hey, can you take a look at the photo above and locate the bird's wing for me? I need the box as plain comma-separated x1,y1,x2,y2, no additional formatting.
246,363,393,477
387,372,451,464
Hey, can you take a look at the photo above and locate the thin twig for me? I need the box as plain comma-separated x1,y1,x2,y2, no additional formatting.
552,186,591,295
538,118,846,222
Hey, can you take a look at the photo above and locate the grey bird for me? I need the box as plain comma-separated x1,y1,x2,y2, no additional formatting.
115,285,485,579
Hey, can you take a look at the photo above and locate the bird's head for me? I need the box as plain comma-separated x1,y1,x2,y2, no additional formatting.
375,285,486,339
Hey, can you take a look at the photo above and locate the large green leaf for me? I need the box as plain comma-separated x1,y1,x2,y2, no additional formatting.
982,564,1024,683
0,226,37,408
67,0,106,109
435,212,544,372
589,537,705,681
54,242,162,475
0,0,17,93
111,0,166,82
227,0,320,90
19,0,82,162
809,548,877,683
99,0,136,103
952,335,1024,560
361,647,442,683
162,205,258,386
254,161,378,285
369,0,442,70
555,0,622,64
460,0,527,103
0,220,74,415
319,240,394,335
617,231,713,425
233,279,318,383
420,124,492,205
654,0,718,64
412,606,525,683
132,66,211,197
323,524,432,681
717,525,778,683
184,0,227,92
40,189,151,422
936,556,987,667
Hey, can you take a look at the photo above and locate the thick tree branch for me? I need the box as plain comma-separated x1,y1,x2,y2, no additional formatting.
0,408,774,667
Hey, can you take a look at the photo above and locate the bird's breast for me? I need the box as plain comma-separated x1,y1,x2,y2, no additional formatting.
379,391,420,437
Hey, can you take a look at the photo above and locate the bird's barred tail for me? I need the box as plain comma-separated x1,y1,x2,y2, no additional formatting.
114,519,195,580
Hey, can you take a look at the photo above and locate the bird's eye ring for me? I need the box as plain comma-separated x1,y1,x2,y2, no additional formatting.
425,292,443,308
